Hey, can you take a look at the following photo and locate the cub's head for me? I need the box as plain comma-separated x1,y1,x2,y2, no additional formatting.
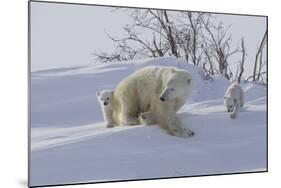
160,68,193,102
224,97,237,112
96,90,113,107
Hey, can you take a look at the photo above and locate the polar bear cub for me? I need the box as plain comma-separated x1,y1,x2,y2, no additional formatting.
96,90,115,128
224,83,244,119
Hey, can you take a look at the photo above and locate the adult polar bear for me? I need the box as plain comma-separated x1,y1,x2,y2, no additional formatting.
111,66,194,137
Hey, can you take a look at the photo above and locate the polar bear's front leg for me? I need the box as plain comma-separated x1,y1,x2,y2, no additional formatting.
230,99,240,119
163,112,194,137
101,108,115,128
171,116,194,137
240,90,244,108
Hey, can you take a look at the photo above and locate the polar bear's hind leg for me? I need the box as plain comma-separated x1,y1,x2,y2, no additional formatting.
139,112,155,125
119,105,139,125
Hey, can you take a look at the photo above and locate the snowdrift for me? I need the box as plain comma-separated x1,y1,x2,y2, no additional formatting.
30,57,267,186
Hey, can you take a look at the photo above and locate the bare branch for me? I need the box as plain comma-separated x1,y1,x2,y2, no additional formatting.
253,30,267,81
237,38,246,83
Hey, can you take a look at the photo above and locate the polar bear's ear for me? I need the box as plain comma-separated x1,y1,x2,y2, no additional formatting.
171,68,176,74
96,91,101,97
234,98,237,104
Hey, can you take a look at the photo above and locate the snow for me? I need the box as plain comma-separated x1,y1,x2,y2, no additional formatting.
30,57,267,187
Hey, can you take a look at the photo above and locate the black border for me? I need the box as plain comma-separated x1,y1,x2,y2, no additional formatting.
28,1,31,187
30,0,268,17
28,1,268,187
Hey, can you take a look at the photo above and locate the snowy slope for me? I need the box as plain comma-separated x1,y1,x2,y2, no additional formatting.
30,57,267,186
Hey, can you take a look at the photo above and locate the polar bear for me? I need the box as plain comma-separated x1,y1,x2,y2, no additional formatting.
111,66,194,137
96,90,115,128
224,83,244,119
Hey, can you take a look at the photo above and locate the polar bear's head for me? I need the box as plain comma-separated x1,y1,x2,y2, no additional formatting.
160,68,192,102
224,97,237,112
96,90,113,108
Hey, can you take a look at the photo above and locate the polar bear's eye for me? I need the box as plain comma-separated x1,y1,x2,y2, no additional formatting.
106,97,109,100
170,88,175,91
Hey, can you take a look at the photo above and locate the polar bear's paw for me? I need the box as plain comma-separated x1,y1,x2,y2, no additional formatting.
230,113,237,119
105,123,115,128
168,128,194,138
182,128,195,137
139,112,155,125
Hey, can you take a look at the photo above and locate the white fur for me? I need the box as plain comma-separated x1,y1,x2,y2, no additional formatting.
224,83,244,119
96,90,115,128
138,112,155,126
112,66,194,137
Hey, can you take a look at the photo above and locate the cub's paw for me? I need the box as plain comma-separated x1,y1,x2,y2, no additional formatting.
230,113,237,119
182,128,195,137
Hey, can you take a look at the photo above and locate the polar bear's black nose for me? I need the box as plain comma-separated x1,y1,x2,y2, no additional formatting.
160,97,165,102
104,102,107,106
